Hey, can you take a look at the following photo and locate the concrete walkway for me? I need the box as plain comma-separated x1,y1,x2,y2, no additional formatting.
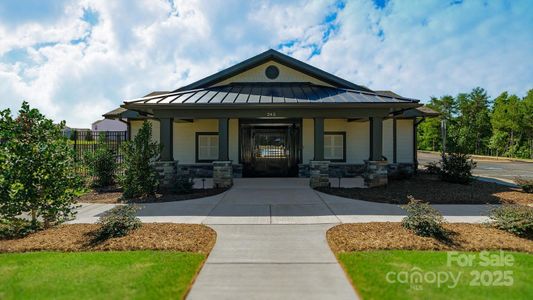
72,178,493,224
70,178,496,300
187,224,357,300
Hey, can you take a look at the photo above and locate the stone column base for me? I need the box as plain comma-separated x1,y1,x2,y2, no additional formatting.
363,160,388,188
153,160,178,191
309,160,330,188
213,161,233,188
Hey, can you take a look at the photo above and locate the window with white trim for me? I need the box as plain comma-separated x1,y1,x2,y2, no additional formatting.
324,133,345,161
197,133,219,161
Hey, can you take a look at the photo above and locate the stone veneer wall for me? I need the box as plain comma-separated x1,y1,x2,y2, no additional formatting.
153,161,178,191
212,161,233,188
363,160,388,187
309,161,330,188
299,163,415,179
177,164,243,178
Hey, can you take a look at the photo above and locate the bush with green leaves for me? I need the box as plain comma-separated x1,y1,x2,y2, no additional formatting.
401,196,448,238
439,152,476,184
489,205,533,238
84,134,117,187
424,161,441,175
120,121,160,199
514,177,533,193
96,205,141,240
174,174,194,194
0,219,40,239
0,102,83,228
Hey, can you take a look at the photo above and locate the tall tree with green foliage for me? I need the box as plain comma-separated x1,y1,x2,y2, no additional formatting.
451,87,492,154
418,95,457,151
120,121,160,199
0,102,83,227
490,92,523,157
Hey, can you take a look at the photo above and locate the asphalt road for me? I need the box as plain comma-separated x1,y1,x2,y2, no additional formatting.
418,151,533,184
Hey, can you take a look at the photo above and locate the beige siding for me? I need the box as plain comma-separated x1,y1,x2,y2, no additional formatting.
301,119,370,164
172,119,218,164
397,119,414,163
324,119,370,163
382,118,393,162
130,119,160,144
229,118,239,162
302,118,314,162
213,61,333,87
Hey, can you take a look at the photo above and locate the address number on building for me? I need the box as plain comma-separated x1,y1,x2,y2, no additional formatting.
266,112,277,117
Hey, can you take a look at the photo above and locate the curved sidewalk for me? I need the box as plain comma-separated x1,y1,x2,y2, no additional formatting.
71,178,493,224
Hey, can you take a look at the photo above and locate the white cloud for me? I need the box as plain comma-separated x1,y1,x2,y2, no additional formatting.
0,0,532,127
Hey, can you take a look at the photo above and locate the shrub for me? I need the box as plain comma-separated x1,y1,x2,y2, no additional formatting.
514,177,533,193
401,196,448,238
0,102,83,228
96,205,141,240
0,219,40,239
120,121,160,199
489,205,533,238
440,152,476,184
424,161,441,175
84,134,117,187
174,174,194,194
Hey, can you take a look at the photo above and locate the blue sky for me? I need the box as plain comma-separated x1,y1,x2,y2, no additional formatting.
0,0,531,127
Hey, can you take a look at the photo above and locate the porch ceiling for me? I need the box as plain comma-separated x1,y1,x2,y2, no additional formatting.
123,82,420,110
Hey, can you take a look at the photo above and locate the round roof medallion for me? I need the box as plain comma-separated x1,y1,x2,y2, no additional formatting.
265,65,279,79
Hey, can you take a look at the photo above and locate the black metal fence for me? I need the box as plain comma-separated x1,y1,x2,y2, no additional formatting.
69,130,128,178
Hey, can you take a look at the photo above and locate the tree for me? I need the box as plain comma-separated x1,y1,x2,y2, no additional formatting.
452,87,492,154
490,92,522,157
120,121,160,199
418,95,457,151
520,90,533,158
0,102,83,227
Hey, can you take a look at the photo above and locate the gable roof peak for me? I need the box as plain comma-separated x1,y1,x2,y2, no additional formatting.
175,49,373,93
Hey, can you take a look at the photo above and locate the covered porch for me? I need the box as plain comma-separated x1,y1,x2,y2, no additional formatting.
123,82,424,188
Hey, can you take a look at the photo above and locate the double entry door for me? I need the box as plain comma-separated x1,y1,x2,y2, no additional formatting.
240,122,300,177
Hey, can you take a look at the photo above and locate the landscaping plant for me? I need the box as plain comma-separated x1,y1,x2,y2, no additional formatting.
0,102,83,229
514,177,533,193
174,173,194,194
84,133,117,187
96,205,141,240
489,205,533,238
120,121,160,199
439,152,476,184
0,219,40,239
401,196,448,238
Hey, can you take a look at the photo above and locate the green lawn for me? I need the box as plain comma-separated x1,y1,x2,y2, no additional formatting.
0,251,205,300
338,250,532,300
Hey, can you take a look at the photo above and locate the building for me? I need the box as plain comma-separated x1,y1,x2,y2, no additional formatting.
104,49,438,188
91,118,127,132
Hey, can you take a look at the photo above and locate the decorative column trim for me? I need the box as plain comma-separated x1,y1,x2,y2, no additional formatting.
159,117,173,161
393,116,397,163
218,118,229,161
314,117,324,160
370,117,383,161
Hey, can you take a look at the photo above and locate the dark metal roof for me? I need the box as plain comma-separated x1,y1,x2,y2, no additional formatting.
103,107,144,119
399,105,440,118
175,49,373,92
124,83,419,106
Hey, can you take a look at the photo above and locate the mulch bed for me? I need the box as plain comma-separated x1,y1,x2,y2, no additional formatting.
327,223,533,253
0,224,216,254
317,173,532,205
77,188,227,204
